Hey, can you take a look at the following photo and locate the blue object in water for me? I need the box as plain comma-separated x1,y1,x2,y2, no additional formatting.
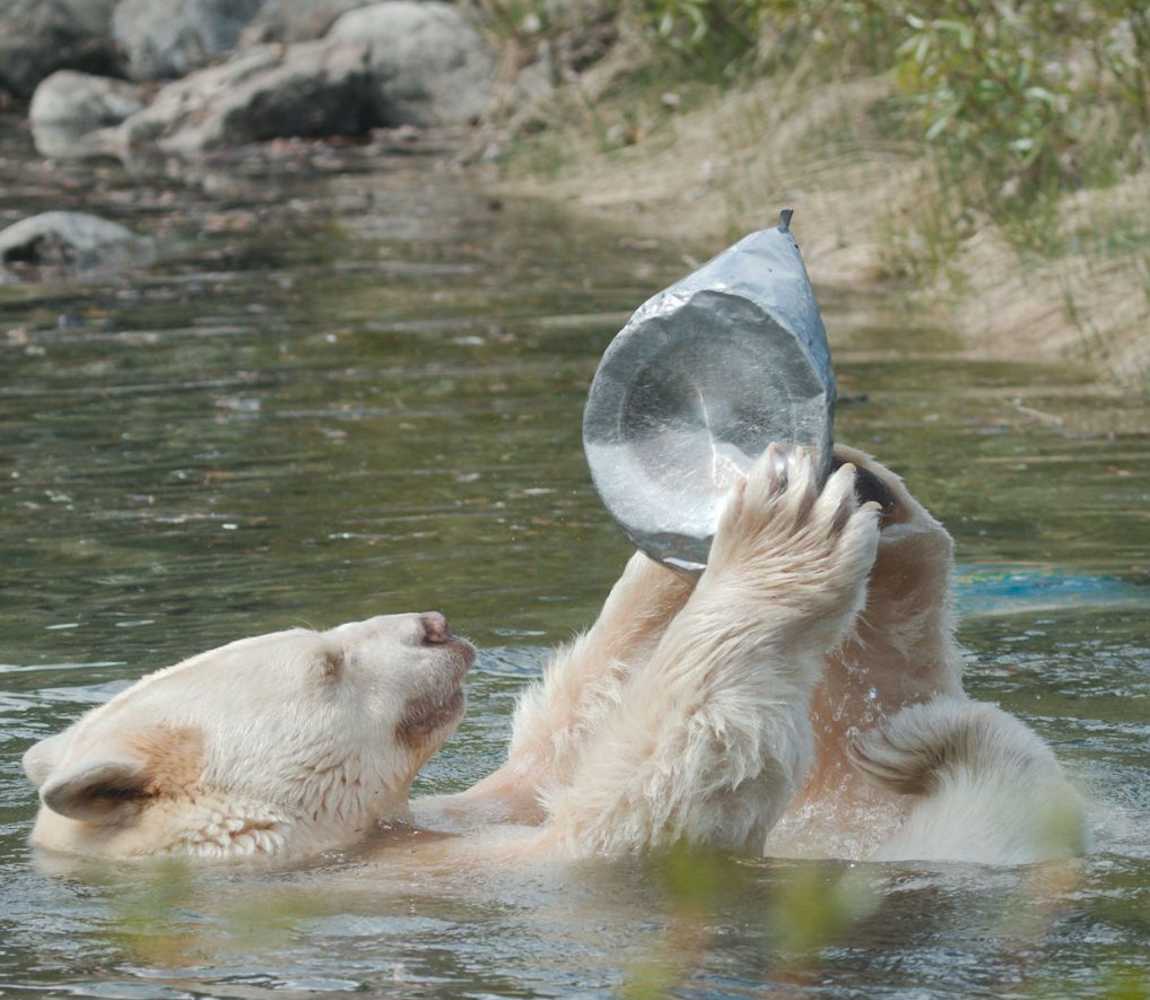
955,566,1150,617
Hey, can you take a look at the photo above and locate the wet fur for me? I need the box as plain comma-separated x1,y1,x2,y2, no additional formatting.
456,445,1084,864
22,446,1084,865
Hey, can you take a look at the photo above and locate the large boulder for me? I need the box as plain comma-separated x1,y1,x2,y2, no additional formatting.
112,0,266,81
0,212,153,269
30,70,148,159
112,42,375,155
327,1,495,125
0,0,120,99
240,0,378,44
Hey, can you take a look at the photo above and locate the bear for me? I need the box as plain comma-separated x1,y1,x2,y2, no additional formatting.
21,445,1085,865
423,444,1085,864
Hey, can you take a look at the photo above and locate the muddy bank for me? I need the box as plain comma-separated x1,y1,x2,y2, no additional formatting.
490,67,1149,390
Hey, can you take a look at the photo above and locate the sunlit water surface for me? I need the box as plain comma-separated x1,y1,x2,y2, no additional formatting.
1,119,1149,998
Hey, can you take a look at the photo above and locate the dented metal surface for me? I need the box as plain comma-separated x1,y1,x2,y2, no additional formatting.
583,211,836,571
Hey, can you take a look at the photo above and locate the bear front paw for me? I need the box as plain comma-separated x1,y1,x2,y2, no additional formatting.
705,443,880,634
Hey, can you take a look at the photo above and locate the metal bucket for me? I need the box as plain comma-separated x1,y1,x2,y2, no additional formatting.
583,211,836,572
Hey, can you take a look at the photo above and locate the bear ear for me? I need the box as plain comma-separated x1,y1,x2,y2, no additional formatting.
22,731,71,788
40,751,151,822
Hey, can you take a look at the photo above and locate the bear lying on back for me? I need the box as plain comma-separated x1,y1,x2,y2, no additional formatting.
22,446,1085,864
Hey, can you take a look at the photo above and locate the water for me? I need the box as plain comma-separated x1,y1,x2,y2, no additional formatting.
2,117,1149,997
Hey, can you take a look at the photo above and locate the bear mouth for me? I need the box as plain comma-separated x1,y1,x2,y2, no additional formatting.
396,685,466,750
437,637,476,683
396,637,474,750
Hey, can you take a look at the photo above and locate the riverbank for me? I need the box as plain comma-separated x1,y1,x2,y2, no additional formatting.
486,43,1150,390
1,0,1145,389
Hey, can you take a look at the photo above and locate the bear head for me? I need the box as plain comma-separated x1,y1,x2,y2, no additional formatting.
22,612,474,860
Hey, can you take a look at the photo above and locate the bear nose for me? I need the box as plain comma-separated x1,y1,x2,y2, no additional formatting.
418,611,453,644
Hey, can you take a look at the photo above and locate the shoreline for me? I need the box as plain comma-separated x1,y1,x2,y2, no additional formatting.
488,68,1149,392
0,0,1145,397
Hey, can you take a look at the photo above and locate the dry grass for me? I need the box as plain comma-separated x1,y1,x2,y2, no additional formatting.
494,62,1150,389
950,172,1150,384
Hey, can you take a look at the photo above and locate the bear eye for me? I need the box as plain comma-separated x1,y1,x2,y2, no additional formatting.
318,648,344,681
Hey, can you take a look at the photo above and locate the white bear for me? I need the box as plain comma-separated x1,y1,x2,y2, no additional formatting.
429,445,1085,865
23,612,475,859
21,446,1085,864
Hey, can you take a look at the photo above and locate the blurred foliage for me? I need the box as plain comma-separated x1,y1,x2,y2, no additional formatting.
620,842,743,999
617,842,1148,999
1104,968,1150,1000
621,847,881,998
636,0,765,69
101,859,332,967
624,0,1150,238
766,861,879,955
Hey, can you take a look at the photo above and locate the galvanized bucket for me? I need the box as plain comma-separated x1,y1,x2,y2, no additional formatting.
583,211,836,572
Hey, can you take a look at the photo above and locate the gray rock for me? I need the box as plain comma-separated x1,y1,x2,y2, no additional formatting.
241,0,378,44
112,42,374,155
113,0,266,81
32,124,123,161
30,71,146,158
0,0,120,99
0,212,153,269
30,70,146,126
327,1,495,125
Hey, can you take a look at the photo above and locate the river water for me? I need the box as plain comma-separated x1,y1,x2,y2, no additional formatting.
1,120,1149,998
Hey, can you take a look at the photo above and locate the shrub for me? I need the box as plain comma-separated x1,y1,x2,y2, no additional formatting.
626,0,1150,223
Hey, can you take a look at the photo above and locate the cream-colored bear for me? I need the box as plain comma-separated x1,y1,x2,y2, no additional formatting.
24,613,475,859
23,446,1085,864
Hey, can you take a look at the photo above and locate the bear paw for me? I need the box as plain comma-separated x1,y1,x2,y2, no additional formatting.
705,443,880,639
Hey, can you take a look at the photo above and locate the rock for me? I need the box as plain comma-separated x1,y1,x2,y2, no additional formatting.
327,1,495,126
112,42,374,155
0,212,153,269
30,70,146,125
240,0,378,45
32,123,124,161
29,70,147,158
0,0,120,99
112,0,266,81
